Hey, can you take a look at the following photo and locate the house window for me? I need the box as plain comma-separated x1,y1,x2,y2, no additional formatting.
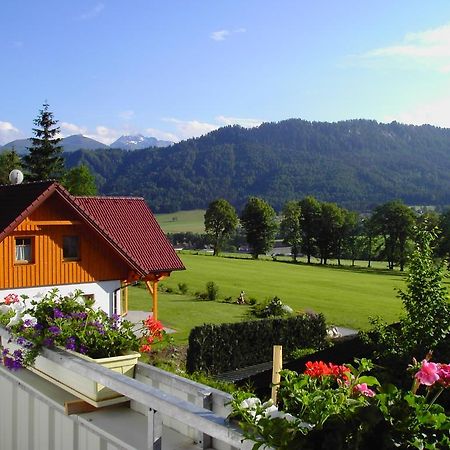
15,237,33,263
63,236,80,260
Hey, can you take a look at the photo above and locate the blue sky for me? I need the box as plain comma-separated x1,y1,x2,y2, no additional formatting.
2,0,450,145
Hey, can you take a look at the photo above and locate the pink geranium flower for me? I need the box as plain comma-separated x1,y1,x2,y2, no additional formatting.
415,360,440,386
354,383,375,397
437,363,450,388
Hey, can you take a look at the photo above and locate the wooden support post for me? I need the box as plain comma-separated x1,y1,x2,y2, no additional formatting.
153,281,158,321
147,408,162,450
271,345,283,404
145,281,158,321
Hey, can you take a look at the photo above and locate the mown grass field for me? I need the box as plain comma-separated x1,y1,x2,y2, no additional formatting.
129,253,408,343
155,209,206,233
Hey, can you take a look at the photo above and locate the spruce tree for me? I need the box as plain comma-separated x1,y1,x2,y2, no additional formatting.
23,102,65,181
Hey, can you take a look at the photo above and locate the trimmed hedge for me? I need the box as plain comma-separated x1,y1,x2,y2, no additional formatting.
186,314,327,374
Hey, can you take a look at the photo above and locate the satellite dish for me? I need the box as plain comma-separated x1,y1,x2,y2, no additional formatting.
9,169,24,185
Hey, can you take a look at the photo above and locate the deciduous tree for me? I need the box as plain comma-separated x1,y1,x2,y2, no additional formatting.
204,198,238,256
0,149,22,184
280,200,302,261
63,164,97,196
371,200,415,270
299,196,321,263
240,197,278,259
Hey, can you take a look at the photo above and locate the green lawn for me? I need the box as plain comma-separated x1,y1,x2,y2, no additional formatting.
129,253,408,343
155,209,206,233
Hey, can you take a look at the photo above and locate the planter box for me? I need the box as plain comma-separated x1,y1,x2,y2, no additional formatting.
29,350,141,407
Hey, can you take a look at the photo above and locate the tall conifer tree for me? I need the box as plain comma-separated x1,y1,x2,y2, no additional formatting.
23,102,65,181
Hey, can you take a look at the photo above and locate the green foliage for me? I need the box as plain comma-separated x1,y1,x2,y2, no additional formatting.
241,197,278,259
177,282,189,295
367,226,450,359
0,149,22,184
205,281,219,301
280,200,302,261
317,202,346,264
231,359,450,449
186,314,327,374
371,200,416,270
204,198,238,256
299,196,321,263
62,163,97,195
248,296,293,318
64,119,450,213
23,103,65,181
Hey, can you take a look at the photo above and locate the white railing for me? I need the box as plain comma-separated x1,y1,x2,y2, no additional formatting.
0,327,252,450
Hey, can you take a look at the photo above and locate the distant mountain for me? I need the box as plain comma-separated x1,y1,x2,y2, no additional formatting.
1,133,171,154
61,134,109,152
63,118,450,213
110,134,173,150
0,138,32,154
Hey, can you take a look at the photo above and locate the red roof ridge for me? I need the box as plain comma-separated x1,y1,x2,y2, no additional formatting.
75,195,145,201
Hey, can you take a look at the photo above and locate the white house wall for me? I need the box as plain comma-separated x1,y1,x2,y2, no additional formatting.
0,280,121,316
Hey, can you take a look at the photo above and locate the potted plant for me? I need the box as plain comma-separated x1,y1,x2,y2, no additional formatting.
0,289,166,404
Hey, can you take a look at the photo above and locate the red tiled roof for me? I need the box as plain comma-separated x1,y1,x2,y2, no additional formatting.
73,196,185,275
0,181,185,276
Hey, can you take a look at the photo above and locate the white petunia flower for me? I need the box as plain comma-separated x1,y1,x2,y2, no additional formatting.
240,397,261,409
21,313,37,327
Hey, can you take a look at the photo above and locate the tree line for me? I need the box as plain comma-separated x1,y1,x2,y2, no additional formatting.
203,196,450,270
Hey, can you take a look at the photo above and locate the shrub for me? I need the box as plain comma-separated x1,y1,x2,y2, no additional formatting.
366,226,450,361
248,296,293,318
177,282,188,295
186,313,327,374
205,281,219,301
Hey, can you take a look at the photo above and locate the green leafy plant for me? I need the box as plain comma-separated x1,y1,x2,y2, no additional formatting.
248,296,293,318
177,282,189,295
0,289,167,370
231,358,450,449
205,281,219,301
366,226,450,360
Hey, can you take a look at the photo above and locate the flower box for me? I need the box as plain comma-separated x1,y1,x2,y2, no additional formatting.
29,349,141,407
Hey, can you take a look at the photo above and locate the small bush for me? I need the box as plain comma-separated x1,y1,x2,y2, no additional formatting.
248,296,293,318
178,282,188,295
195,291,208,300
206,281,219,301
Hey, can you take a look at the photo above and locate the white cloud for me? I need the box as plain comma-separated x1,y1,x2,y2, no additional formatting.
384,95,450,128
210,27,246,41
0,121,22,145
210,30,230,41
79,3,105,20
86,126,123,145
216,115,263,128
144,127,179,143
60,122,87,137
163,118,218,140
360,23,450,72
161,115,263,141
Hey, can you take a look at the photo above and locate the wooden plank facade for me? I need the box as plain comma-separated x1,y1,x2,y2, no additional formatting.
0,194,128,290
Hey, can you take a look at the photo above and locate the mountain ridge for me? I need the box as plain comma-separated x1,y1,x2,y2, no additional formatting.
0,134,172,154
63,118,450,213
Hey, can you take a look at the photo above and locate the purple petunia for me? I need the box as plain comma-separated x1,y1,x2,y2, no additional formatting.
65,337,77,351
42,337,54,347
53,308,65,319
48,325,61,335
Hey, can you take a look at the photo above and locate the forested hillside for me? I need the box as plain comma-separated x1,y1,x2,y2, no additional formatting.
64,119,450,213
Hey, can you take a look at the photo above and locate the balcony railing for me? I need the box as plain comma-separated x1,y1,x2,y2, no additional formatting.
0,326,253,450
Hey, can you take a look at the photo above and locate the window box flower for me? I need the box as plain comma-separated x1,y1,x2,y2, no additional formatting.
0,289,166,405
